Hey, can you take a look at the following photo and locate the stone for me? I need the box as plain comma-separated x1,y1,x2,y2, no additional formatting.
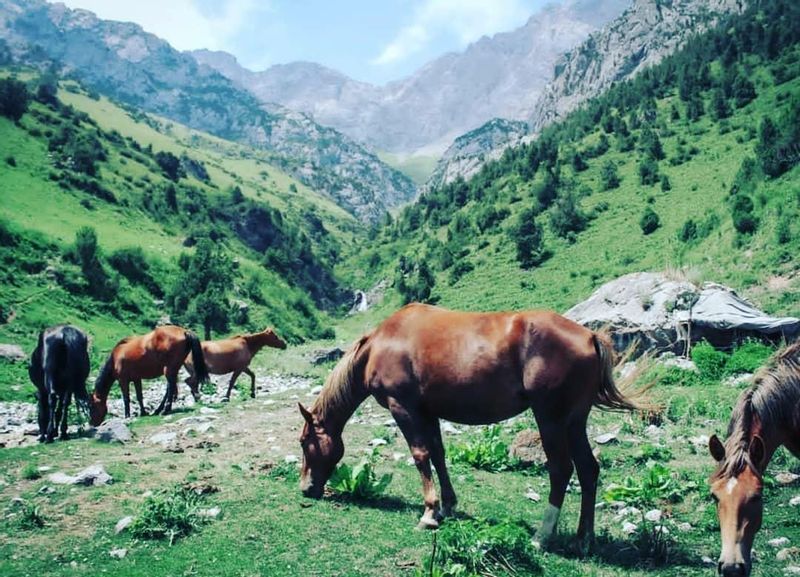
595,431,618,445
677,522,693,532
777,547,800,561
95,419,132,443
48,472,78,485
644,509,662,522
309,347,345,365
199,407,219,415
74,464,113,486
776,473,800,485
148,431,178,447
114,516,133,534
622,521,638,535
284,454,299,464
368,438,388,447
525,489,541,502
790,496,800,506
509,430,547,465
770,537,791,548
0,344,26,361
198,506,221,519
109,548,127,559
440,421,460,435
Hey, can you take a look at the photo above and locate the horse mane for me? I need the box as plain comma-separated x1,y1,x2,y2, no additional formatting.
713,341,800,479
312,335,370,423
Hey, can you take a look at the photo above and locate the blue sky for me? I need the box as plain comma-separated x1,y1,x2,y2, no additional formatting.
57,0,550,85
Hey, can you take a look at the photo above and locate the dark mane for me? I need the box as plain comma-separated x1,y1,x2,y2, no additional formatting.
713,341,800,479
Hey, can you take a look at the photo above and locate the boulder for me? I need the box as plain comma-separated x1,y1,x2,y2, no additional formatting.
310,347,345,365
0,344,26,361
509,429,547,465
48,464,112,486
95,419,132,443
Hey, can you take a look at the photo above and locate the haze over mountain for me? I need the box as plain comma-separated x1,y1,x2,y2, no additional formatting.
192,0,632,156
0,0,416,222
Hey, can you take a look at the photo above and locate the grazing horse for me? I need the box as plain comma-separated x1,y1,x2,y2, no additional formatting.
89,325,209,425
708,341,800,577
184,327,287,400
298,303,642,543
28,325,91,442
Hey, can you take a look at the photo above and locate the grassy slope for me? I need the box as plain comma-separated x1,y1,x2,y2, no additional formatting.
378,151,440,186
346,53,800,320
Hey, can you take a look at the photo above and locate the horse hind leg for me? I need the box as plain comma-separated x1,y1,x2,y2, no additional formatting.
59,391,72,440
120,380,132,419
46,386,59,443
224,371,241,401
569,416,599,550
134,380,147,416
36,390,49,443
427,418,457,518
533,415,574,547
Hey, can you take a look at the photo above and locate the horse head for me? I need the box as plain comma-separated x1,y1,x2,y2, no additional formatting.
298,402,343,499
261,328,287,350
709,434,766,577
89,394,107,426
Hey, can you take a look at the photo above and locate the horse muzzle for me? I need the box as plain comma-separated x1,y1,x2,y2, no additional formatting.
718,561,749,577
299,475,323,499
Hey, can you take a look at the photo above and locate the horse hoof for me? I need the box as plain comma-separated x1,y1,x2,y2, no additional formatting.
222,397,230,403
37,435,46,443
416,517,440,530
140,410,149,417
250,393,255,399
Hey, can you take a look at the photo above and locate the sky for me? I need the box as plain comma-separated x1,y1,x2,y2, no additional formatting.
56,0,550,85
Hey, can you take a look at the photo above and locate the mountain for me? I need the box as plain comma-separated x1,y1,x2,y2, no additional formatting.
191,0,631,155
0,0,416,222
428,0,747,189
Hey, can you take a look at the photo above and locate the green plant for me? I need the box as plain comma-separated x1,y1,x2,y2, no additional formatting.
265,461,300,482
328,458,392,500
690,341,728,381
449,426,519,473
604,462,674,507
419,518,542,577
129,485,209,545
639,207,661,235
21,463,41,480
724,340,774,376
16,501,46,530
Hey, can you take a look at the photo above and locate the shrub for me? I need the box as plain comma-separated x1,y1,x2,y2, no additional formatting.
512,208,548,269
549,192,587,238
0,77,30,121
639,207,661,235
639,156,660,185
449,425,519,472
419,518,542,577
690,341,728,381
601,160,620,190
16,501,46,530
21,463,41,480
5,155,16,167
328,458,392,499
725,341,774,376
678,218,697,243
731,194,758,234
129,486,209,545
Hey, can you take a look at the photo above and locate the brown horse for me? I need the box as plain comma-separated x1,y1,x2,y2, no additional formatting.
298,303,642,544
708,341,800,577
90,325,209,425
184,327,287,400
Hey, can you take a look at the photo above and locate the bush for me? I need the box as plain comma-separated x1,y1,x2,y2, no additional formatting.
731,194,758,234
725,341,774,376
328,458,392,500
601,160,620,190
129,486,210,545
449,426,519,472
639,156,660,185
678,218,697,243
419,518,542,577
512,208,548,269
690,341,728,381
5,155,16,167
549,192,587,238
0,77,30,121
639,207,661,235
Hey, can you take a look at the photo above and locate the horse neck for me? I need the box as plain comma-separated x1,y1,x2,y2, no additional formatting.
93,353,116,402
313,349,369,434
244,333,270,353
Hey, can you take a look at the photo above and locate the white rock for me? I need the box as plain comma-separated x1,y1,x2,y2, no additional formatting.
701,556,716,566
114,516,133,534
770,537,791,548
595,432,618,445
790,496,800,506
777,473,800,485
310,386,323,396
74,464,112,486
148,431,178,447
645,509,662,522
198,507,221,519
199,407,219,415
368,438,388,447
689,435,709,447
392,452,404,461
383,419,396,427
95,419,132,443
525,490,541,502
37,466,52,472
777,547,800,561
616,506,641,519
48,472,78,485
284,455,299,464
441,422,461,435
37,485,54,495
677,522,693,532
109,548,127,559
644,425,663,438
622,521,638,535
785,567,800,576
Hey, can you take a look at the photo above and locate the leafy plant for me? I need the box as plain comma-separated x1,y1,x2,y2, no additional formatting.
724,340,774,376
690,341,728,381
418,518,542,577
449,426,520,473
328,458,392,500
129,485,209,545
21,463,41,480
604,462,674,507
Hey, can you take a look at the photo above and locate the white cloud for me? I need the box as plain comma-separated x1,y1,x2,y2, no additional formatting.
372,0,530,65
56,0,265,53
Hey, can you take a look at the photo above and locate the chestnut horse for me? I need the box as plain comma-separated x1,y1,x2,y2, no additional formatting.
90,325,209,425
28,325,91,442
184,327,287,400
709,341,800,577
298,303,642,544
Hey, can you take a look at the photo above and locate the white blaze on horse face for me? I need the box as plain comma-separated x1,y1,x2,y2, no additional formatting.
538,504,561,541
726,477,738,495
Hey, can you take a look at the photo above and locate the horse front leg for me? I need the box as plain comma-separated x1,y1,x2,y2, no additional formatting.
46,384,59,443
36,390,48,443
59,391,72,440
120,380,131,419
243,367,256,398
224,371,241,401
134,380,148,416
428,418,457,518
388,397,440,529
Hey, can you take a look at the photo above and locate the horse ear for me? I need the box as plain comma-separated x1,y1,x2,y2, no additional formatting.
749,435,766,468
709,434,726,462
298,403,314,426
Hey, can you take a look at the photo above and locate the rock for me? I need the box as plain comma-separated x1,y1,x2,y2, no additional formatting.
770,537,791,548
790,496,800,506
644,425,663,438
509,429,547,465
0,344,26,361
777,473,800,485
148,431,178,447
38,485,54,494
48,472,78,485
74,464,112,486
95,419,132,443
525,490,541,502
109,548,127,559
199,407,219,415
786,567,800,576
176,416,215,426
284,454,299,464
645,509,662,522
440,421,460,435
392,452,404,461
114,516,133,534
777,547,800,561
701,556,716,566
368,438,388,447
309,348,345,365
310,385,323,396
198,506,221,519
622,521,638,535
595,431,618,445
677,522,693,532
689,435,710,447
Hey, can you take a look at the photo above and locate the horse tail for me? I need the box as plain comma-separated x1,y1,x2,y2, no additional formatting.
185,331,209,385
592,331,650,412
63,326,92,415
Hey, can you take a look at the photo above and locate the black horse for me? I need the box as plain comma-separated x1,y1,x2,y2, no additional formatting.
28,325,91,442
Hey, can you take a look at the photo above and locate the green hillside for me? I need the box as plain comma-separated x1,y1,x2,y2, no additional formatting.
346,0,800,320
0,74,363,364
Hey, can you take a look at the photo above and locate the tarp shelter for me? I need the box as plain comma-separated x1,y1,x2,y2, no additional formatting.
564,272,800,354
